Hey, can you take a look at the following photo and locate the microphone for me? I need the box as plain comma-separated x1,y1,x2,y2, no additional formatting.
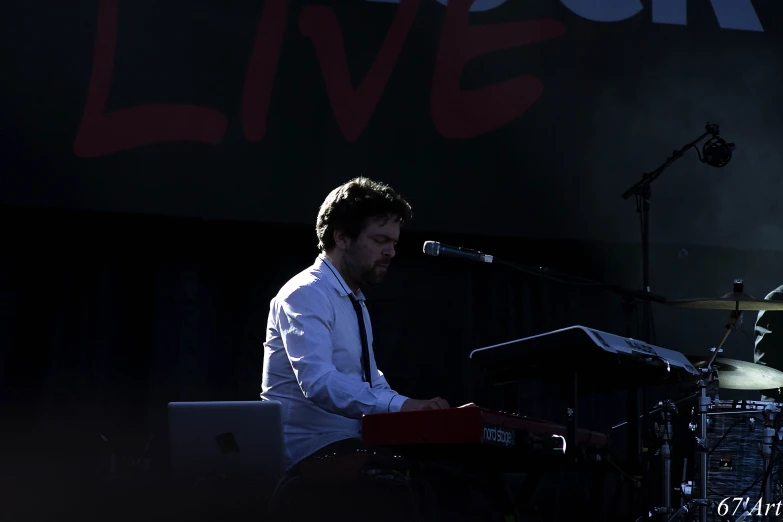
422,241,494,264
702,123,735,168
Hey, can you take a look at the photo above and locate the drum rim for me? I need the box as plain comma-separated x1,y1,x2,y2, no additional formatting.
711,399,781,407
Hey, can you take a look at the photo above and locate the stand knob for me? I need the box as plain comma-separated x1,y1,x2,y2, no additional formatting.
675,480,693,498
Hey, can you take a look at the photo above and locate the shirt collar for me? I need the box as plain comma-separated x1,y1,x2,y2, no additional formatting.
315,255,366,301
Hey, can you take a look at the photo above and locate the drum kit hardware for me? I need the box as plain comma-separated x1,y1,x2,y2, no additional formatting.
633,279,783,522
688,358,783,391
666,291,783,312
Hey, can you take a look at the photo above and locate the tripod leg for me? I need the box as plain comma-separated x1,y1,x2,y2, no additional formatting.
662,405,673,512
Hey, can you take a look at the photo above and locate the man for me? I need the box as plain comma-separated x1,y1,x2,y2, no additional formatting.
261,177,450,472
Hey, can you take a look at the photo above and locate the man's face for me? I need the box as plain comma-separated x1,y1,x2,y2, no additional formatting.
341,216,400,288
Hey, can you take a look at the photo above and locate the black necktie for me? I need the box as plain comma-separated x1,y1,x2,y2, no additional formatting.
349,294,372,387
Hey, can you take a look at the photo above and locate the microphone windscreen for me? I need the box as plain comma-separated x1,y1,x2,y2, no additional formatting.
422,241,439,256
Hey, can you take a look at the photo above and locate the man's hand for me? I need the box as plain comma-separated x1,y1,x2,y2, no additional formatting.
400,397,450,412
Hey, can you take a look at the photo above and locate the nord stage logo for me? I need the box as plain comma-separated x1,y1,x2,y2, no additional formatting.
483,425,515,446
367,0,763,32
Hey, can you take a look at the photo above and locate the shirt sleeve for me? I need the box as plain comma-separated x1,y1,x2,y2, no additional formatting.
370,368,408,413
276,284,408,419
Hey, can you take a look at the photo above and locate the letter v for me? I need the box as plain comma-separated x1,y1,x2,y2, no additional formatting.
299,0,419,142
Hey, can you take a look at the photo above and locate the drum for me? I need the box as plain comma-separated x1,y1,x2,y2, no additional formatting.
704,400,783,508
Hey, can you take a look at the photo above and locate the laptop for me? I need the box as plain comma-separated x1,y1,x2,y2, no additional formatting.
167,400,284,484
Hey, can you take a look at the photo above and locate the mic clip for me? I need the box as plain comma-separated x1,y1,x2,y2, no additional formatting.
701,135,734,168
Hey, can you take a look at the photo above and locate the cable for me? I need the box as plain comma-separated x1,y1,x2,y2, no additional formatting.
267,472,301,513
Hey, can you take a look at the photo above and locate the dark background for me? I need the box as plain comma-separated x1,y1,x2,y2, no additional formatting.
2,0,783,519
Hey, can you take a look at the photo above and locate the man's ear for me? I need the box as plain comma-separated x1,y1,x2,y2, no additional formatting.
333,229,348,251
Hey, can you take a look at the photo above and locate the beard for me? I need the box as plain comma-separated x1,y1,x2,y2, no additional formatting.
343,249,389,288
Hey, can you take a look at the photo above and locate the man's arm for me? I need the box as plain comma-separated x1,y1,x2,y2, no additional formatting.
371,369,408,411
374,369,450,411
276,285,408,418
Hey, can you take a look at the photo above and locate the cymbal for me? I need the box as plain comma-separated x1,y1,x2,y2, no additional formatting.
667,291,783,311
689,357,783,390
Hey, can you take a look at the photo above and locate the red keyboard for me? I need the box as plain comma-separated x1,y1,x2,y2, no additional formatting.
362,407,608,450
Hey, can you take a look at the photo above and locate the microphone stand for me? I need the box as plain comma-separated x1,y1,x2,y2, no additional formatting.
489,257,667,306
620,123,718,511
490,257,668,515
475,255,684,520
492,256,666,464
621,123,718,344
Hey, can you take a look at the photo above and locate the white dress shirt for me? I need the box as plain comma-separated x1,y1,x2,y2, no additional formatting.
261,255,409,470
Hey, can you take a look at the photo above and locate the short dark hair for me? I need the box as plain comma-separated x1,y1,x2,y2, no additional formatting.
316,177,413,252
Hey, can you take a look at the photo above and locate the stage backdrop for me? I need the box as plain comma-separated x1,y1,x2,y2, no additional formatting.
4,5,783,516
2,0,780,250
